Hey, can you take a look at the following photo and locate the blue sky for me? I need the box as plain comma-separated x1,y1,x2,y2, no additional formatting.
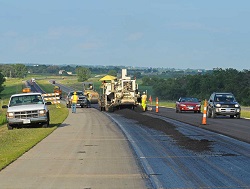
0,0,250,70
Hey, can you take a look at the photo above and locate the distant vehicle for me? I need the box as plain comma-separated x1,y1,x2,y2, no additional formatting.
176,97,201,113
207,92,241,119
22,87,31,93
66,91,88,108
1,92,51,130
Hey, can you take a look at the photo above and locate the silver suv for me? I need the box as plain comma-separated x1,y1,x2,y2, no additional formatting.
2,92,51,129
207,92,241,119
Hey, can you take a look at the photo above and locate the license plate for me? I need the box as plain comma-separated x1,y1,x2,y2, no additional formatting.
23,119,31,124
188,107,193,109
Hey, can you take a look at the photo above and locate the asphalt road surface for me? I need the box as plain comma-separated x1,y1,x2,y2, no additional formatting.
0,108,150,189
109,108,250,188
148,106,250,144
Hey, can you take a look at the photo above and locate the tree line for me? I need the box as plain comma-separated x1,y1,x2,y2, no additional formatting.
142,68,250,106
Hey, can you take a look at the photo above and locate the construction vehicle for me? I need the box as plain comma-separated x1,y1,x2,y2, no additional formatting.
83,82,99,104
98,69,140,112
53,86,62,99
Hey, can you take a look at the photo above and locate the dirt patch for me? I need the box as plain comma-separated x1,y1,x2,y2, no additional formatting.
114,109,213,152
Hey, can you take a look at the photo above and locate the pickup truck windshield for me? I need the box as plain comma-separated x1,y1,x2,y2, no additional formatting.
9,95,44,107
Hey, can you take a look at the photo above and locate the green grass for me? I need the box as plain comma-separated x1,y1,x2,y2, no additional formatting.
0,78,24,125
0,77,69,170
241,109,250,119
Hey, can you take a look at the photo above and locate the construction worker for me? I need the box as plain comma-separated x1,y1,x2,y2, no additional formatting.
141,91,147,111
86,92,91,108
71,91,78,113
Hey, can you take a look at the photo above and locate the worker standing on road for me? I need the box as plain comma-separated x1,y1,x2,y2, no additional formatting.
71,91,78,113
141,91,147,111
86,92,91,108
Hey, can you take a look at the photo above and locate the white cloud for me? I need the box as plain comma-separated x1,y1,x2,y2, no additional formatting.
170,22,229,33
79,41,101,50
47,27,89,39
126,32,143,41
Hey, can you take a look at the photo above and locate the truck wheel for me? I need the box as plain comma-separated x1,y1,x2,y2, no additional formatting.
230,115,234,118
42,115,50,128
236,114,241,119
7,123,14,130
42,120,49,128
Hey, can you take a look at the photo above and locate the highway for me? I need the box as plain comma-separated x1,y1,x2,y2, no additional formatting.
111,109,250,188
1,81,249,188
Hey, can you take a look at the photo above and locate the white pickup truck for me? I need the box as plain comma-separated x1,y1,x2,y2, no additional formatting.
2,92,51,130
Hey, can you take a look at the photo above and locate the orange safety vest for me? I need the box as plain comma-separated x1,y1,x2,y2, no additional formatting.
71,94,78,103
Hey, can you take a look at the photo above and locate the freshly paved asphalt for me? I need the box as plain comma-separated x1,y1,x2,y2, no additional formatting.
0,108,149,189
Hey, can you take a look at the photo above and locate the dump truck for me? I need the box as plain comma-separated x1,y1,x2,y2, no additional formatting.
98,69,140,112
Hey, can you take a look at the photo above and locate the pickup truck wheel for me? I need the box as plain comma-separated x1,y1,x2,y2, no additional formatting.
236,114,241,119
42,120,49,128
7,123,14,130
42,114,50,128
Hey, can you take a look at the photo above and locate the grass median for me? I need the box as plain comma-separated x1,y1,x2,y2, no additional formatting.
0,77,69,171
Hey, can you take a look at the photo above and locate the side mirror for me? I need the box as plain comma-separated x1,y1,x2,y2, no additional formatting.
2,105,8,109
45,101,52,105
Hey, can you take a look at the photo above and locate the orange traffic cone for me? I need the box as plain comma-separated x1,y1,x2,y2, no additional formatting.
202,100,207,125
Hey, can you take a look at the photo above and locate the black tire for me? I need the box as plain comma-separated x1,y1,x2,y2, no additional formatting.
42,120,49,128
230,115,234,118
42,114,50,128
198,110,201,113
211,109,216,118
7,123,13,130
236,114,241,119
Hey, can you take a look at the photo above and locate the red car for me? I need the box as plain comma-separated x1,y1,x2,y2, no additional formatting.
176,97,201,113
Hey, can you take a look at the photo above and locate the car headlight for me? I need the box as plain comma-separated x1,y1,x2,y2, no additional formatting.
39,109,46,116
235,104,240,108
7,112,14,118
215,104,221,108
180,104,186,107
196,104,201,107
